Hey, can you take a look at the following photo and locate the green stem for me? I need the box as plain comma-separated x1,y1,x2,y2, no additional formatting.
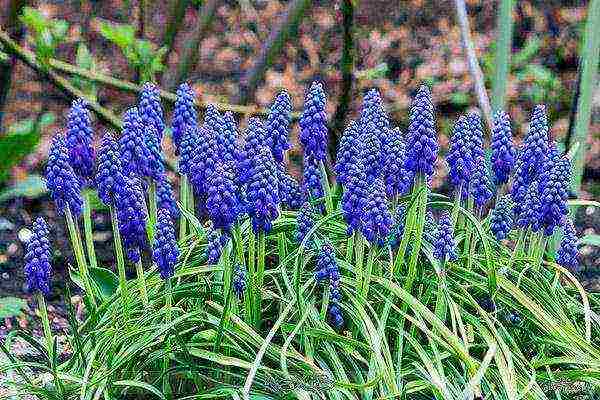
254,230,266,329
65,208,97,310
362,245,377,299
135,260,149,307
508,230,524,270
354,232,365,287
163,277,173,397
110,206,129,324
247,228,256,325
148,181,158,241
37,292,53,353
319,161,334,214
393,184,420,274
406,175,427,291
179,175,188,240
82,191,97,269
345,232,354,264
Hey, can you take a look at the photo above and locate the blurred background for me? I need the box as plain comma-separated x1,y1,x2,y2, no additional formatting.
0,0,598,343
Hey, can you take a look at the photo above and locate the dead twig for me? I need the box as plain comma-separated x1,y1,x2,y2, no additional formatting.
236,0,312,105
454,0,494,133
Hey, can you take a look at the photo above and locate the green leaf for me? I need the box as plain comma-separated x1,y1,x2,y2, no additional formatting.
579,234,600,247
0,175,47,203
0,297,28,319
89,267,119,299
19,7,49,35
99,21,136,50
112,380,167,400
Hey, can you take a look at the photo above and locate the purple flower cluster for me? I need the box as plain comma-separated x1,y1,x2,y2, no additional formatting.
361,121,384,182
206,162,239,232
145,125,166,181
238,118,269,184
139,82,165,141
278,164,305,210
189,126,219,199
171,83,197,154
303,154,325,203
296,202,315,244
335,121,360,186
120,107,151,178
220,112,239,163
516,182,542,232
246,147,280,233
538,155,571,236
433,212,457,262
341,160,369,234
446,116,472,196
206,225,228,264
66,99,95,184
490,110,515,185
96,132,124,206
178,125,198,176
490,196,513,241
116,175,147,263
46,134,83,216
267,91,292,163
383,127,411,197
233,263,247,297
24,218,52,296
299,82,328,161
556,219,579,272
362,178,393,246
521,105,550,181
404,85,438,179
388,205,406,248
153,209,179,279
315,243,343,328
156,173,179,220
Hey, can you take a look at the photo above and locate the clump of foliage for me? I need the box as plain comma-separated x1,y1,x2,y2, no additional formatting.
2,81,600,400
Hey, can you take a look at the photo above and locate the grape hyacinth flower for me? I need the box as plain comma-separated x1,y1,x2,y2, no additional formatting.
328,270,343,329
116,175,147,263
470,161,493,208
315,242,338,283
220,112,239,163
233,263,247,297
24,217,52,296
189,126,219,199
206,225,228,264
466,113,486,165
556,219,579,272
46,134,83,216
246,147,280,233
521,105,549,181
299,82,328,161
156,173,179,220
361,121,384,182
335,121,360,186
388,205,406,248
296,202,315,244
152,209,179,279
538,155,571,236
120,107,151,178
206,162,239,232
204,104,225,139
341,160,369,234
446,116,472,196
171,83,197,154
139,82,165,141
238,118,269,185
178,125,198,176
303,154,325,204
145,125,166,181
490,196,513,241
267,90,292,163
490,110,516,186
96,132,124,207
510,158,529,217
278,164,305,210
66,99,95,184
360,89,390,149
433,212,458,262
516,181,542,232
383,127,411,197
404,85,438,179
362,178,393,246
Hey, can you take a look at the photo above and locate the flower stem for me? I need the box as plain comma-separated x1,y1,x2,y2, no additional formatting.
247,228,256,324
82,191,97,269
37,292,53,353
65,208,97,310
319,161,334,214
163,277,173,396
406,174,427,291
354,231,365,286
362,245,377,299
148,181,158,241
110,206,129,324
254,230,266,329
135,260,149,307
345,232,355,263
179,175,188,240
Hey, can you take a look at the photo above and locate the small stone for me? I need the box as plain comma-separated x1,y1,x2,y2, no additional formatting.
7,243,18,256
0,218,14,231
1,272,9,279
18,228,33,243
